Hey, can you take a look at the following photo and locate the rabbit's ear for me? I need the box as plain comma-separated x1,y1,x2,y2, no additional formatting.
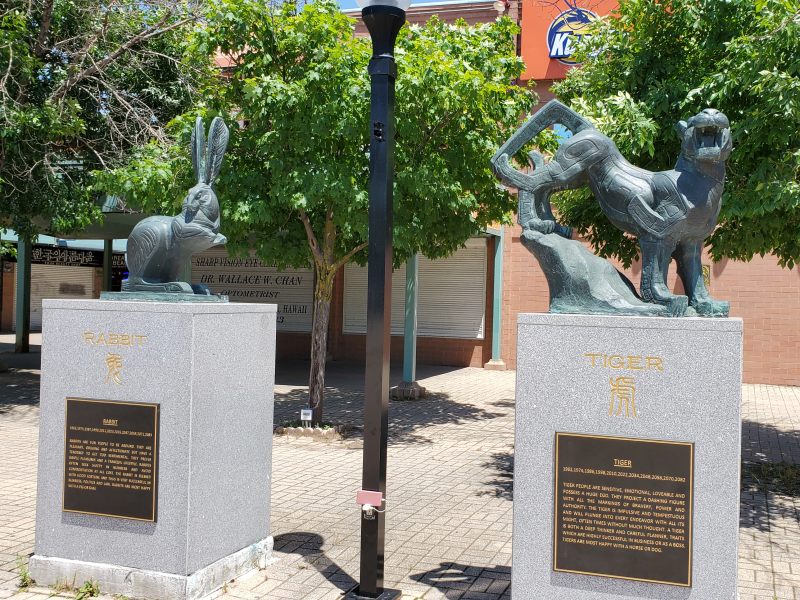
203,117,230,185
191,117,205,184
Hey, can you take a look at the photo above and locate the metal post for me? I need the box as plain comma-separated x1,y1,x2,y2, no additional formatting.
402,253,418,383
102,239,114,292
15,239,32,353
485,229,506,370
358,5,405,598
391,253,426,400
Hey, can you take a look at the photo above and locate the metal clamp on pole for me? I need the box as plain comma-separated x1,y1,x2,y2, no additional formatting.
356,490,386,521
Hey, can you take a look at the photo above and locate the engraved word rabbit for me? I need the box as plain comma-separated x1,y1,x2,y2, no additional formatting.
123,117,229,294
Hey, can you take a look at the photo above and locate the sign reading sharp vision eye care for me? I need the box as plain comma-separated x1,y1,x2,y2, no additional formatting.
553,432,694,587
191,248,313,332
521,0,618,81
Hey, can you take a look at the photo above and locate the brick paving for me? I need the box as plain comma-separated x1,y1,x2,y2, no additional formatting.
0,346,798,599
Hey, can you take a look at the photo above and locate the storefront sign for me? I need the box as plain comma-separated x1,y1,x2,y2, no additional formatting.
521,0,617,81
547,7,599,64
191,249,313,333
28,246,125,268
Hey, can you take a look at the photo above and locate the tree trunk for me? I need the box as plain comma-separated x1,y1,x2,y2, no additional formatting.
298,207,365,426
309,265,335,425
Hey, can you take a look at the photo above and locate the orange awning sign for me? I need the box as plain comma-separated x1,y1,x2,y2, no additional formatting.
546,8,599,65
521,0,617,81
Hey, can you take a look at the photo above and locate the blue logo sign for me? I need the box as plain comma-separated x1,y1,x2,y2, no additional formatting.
546,7,599,66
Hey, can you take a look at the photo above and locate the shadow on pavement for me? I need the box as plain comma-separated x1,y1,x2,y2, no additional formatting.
274,384,505,446
0,369,40,415
275,360,466,390
0,332,42,372
272,532,357,593
479,451,514,500
741,419,800,466
0,350,42,372
739,419,800,533
410,562,511,597
0,358,507,444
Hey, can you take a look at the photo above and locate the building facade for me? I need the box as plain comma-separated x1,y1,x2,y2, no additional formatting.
0,238,126,332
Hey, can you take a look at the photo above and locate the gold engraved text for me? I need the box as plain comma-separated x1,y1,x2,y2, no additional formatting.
65,431,154,493
84,332,147,347
559,481,689,553
105,353,123,385
584,353,664,372
610,376,637,417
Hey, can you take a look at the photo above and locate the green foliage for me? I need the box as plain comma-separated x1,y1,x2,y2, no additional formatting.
552,0,800,268
75,580,100,600
16,556,33,589
0,0,206,239
99,0,533,269
1,239,16,258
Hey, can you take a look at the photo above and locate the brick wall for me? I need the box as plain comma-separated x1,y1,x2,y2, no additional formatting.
500,223,800,385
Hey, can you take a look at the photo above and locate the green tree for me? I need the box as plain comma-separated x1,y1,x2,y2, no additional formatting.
550,0,800,268
98,0,533,423
0,0,205,239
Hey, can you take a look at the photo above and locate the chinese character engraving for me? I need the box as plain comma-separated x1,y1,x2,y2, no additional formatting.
105,353,123,385
702,264,711,287
609,376,637,417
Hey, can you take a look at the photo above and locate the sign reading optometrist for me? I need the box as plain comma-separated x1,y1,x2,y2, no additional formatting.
521,0,617,81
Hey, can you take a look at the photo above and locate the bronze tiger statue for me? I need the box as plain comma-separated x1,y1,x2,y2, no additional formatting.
492,100,731,317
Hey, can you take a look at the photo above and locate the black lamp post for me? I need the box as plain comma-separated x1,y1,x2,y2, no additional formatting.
355,0,408,597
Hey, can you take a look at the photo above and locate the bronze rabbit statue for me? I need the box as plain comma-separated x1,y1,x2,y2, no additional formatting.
123,117,229,295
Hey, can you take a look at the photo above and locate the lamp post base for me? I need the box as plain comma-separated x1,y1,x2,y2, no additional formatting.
390,380,426,400
346,587,402,600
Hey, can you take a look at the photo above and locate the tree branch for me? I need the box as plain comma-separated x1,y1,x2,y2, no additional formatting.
34,0,55,58
322,206,335,264
298,208,324,264
49,11,194,102
332,241,367,272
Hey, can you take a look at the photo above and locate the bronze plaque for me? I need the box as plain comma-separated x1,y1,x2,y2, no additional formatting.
553,432,693,586
63,398,159,521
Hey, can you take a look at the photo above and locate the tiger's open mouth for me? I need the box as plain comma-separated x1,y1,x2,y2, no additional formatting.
695,125,722,150
687,109,731,162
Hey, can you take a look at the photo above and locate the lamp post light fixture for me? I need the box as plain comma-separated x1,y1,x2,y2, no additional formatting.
355,0,409,597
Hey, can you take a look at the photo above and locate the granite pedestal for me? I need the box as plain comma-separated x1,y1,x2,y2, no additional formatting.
513,313,742,599
29,299,276,600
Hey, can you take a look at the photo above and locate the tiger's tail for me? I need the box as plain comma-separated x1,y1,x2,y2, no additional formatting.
491,100,593,229
491,99,594,166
